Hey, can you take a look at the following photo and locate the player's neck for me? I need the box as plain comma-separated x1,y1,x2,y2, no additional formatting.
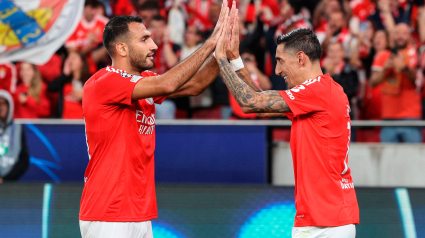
111,61,141,76
299,63,323,83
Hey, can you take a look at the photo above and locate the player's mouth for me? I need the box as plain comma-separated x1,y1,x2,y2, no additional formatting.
147,53,154,60
283,75,288,82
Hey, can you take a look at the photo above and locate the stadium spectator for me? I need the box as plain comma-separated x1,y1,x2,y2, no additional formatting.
180,24,213,110
359,30,389,121
0,63,17,94
167,1,186,45
312,0,344,29
137,1,161,28
149,14,184,118
0,90,29,183
370,23,422,143
274,0,312,38
322,42,359,119
350,20,376,75
65,0,109,74
367,0,408,32
181,25,204,60
150,15,180,74
36,54,63,83
268,0,312,90
316,11,353,56
112,0,137,16
229,50,271,119
14,63,50,119
48,52,90,119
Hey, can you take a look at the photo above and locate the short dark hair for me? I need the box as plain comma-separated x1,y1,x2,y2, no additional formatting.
103,15,143,57
151,14,166,23
276,28,322,61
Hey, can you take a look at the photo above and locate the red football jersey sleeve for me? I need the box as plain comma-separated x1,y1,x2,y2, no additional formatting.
96,67,140,105
279,76,327,117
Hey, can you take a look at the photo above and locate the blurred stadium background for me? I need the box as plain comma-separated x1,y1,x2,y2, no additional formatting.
1,0,425,237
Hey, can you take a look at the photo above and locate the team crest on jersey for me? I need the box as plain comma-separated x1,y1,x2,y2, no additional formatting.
145,98,154,105
121,72,133,78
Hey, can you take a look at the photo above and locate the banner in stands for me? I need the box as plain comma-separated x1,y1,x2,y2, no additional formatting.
0,0,84,64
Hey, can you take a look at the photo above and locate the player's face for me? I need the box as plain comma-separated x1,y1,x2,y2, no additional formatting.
275,44,300,89
127,22,158,72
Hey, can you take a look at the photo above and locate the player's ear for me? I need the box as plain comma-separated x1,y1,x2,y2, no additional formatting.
116,42,128,57
296,52,305,66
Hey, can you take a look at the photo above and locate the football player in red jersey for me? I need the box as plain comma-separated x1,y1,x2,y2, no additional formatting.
216,2,359,237
79,1,230,238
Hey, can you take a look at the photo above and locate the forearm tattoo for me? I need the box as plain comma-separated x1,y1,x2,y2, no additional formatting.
235,70,262,92
218,57,291,113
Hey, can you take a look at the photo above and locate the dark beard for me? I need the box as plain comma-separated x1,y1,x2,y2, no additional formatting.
128,47,153,72
395,42,407,50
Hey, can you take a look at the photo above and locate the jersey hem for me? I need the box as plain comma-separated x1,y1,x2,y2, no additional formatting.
293,219,359,227
79,214,158,222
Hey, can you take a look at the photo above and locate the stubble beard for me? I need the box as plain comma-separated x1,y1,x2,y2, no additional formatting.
129,47,153,72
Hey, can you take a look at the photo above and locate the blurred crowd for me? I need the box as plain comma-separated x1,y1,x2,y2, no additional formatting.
1,0,425,141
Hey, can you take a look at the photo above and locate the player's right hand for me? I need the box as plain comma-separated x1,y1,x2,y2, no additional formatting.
226,1,240,60
207,0,229,45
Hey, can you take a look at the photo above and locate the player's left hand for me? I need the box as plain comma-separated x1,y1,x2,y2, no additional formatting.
226,1,240,60
215,8,231,59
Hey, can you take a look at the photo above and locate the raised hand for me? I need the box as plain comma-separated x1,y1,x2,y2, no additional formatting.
226,1,240,60
215,9,231,59
208,0,229,45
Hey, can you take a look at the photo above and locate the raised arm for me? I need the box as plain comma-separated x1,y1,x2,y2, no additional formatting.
226,3,263,92
217,57,290,113
168,54,219,97
214,1,290,114
169,2,258,98
132,1,229,101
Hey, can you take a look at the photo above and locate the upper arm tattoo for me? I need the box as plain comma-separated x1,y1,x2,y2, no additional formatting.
218,57,291,113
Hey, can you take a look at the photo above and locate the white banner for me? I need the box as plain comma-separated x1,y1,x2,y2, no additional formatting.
0,0,84,64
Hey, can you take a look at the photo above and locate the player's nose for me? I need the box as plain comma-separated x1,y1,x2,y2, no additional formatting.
275,66,282,77
150,40,158,52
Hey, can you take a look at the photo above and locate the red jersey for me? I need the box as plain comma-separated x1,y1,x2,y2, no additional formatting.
371,48,421,119
65,14,109,74
62,83,83,119
279,74,359,227
14,83,50,119
65,14,108,50
80,66,166,222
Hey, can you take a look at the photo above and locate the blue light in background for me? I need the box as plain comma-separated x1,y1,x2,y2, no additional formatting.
153,224,185,238
237,202,296,238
